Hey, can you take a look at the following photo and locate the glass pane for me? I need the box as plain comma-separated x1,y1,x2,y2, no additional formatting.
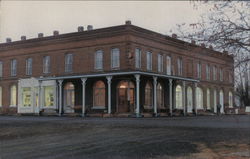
44,86,54,107
22,87,31,107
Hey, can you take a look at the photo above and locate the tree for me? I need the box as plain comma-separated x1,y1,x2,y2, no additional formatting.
172,1,250,106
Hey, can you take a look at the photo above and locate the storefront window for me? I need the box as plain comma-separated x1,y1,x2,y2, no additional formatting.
22,87,31,107
44,86,54,107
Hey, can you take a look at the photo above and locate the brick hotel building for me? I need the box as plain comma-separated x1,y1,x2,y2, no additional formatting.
0,21,234,117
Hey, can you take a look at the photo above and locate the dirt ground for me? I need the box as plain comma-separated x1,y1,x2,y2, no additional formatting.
0,115,249,159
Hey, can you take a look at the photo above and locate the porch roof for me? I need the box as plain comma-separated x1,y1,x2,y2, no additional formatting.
37,71,199,82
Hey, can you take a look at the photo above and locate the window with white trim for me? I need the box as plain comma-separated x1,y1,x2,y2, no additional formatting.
11,59,17,76
111,48,120,68
44,86,54,107
146,51,152,71
135,48,141,69
175,85,183,109
65,54,73,72
22,87,31,107
158,54,163,72
206,64,210,80
166,56,171,75
207,88,210,109
229,91,233,108
0,61,3,78
196,87,203,109
177,58,183,76
95,50,103,70
26,58,32,75
213,66,217,80
197,62,201,79
43,56,50,74
220,68,223,81
10,85,17,106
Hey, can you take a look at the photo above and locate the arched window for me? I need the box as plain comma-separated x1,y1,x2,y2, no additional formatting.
0,86,2,106
64,82,74,107
10,85,17,106
196,87,203,109
207,88,211,109
219,90,224,113
93,81,106,107
157,83,164,108
187,86,193,113
145,82,153,107
213,89,217,113
229,91,233,108
175,85,183,109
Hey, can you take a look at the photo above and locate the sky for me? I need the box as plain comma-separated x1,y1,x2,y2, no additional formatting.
0,1,206,43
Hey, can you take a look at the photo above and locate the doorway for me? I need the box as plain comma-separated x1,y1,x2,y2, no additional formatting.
117,80,135,113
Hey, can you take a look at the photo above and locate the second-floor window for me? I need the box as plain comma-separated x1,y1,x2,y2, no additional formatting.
26,58,32,75
197,62,201,79
213,66,217,80
65,54,73,72
11,59,17,76
135,48,141,69
0,61,3,78
177,58,182,76
111,48,120,68
146,51,152,71
95,50,103,70
158,54,163,72
166,56,171,75
43,56,50,74
219,68,223,81
206,64,210,80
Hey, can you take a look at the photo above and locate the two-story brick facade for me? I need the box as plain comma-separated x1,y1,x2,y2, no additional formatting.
0,21,234,117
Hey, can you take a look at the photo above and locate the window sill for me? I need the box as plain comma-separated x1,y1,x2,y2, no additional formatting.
144,105,153,109
92,106,106,109
10,105,17,108
111,67,120,70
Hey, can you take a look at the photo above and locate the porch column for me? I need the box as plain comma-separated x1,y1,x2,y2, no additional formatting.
183,81,186,116
169,79,173,116
81,78,87,117
38,80,42,115
153,76,158,116
194,83,197,115
106,76,112,114
58,80,63,116
134,74,140,117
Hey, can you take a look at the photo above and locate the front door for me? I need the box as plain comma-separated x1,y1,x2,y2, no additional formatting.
117,81,135,113
63,82,75,113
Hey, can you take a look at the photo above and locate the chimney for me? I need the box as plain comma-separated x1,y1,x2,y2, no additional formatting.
38,33,44,38
191,40,196,45
172,34,177,39
125,20,131,25
21,36,26,41
6,38,11,43
78,26,84,32
53,30,59,36
201,43,205,47
209,45,213,50
87,25,93,31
